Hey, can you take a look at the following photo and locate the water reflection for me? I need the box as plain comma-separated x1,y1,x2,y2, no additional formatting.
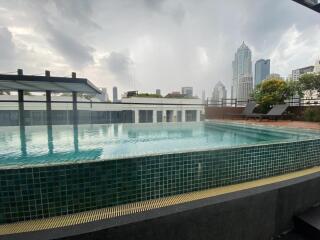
0,122,317,167
20,125,27,157
114,124,118,137
47,125,53,154
73,125,79,153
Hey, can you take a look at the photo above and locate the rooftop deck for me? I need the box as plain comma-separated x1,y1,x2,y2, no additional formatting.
221,120,320,130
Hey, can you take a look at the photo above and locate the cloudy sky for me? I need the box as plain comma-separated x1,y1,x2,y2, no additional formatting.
0,0,319,98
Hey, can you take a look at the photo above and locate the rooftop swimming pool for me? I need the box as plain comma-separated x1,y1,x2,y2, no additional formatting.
1,121,320,224
0,122,318,167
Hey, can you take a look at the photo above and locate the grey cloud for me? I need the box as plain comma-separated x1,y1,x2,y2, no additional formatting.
170,3,185,24
45,23,94,68
0,0,320,96
0,27,14,58
143,0,165,11
0,27,15,68
103,51,133,81
0,0,95,69
241,0,319,53
52,0,100,29
35,1,96,68
142,0,185,24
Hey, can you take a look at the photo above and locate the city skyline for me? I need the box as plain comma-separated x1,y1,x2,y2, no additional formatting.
0,0,320,98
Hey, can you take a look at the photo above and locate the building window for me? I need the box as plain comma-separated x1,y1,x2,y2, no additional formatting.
139,110,153,123
185,110,196,122
177,111,182,122
157,111,163,122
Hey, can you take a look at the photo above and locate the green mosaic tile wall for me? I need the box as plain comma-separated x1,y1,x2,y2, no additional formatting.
1,139,320,224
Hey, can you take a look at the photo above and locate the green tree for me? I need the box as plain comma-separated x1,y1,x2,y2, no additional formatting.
136,93,162,98
252,77,298,113
286,80,303,98
314,74,320,96
298,73,317,98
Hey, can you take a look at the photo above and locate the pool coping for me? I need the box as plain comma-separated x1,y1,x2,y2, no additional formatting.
1,121,320,170
1,166,320,240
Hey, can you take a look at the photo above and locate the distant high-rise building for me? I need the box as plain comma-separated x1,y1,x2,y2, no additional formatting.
314,59,320,73
292,66,315,81
212,81,227,103
201,90,206,103
255,59,270,86
238,76,253,102
181,87,193,97
232,42,253,99
97,88,109,101
156,89,161,95
113,86,118,102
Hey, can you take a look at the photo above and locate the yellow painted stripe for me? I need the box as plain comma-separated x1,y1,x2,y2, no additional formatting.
1,166,320,236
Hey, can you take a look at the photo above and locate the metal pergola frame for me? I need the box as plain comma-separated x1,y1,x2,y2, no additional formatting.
0,69,102,126
292,0,320,13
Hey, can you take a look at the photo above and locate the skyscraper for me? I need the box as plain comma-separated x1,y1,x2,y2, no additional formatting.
113,86,118,102
255,59,270,86
232,42,253,100
212,81,227,103
314,58,320,73
181,87,193,97
201,90,206,104
238,76,253,102
97,88,109,102
156,89,161,95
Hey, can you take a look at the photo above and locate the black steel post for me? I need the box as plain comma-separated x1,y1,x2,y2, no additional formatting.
46,90,52,126
18,90,25,126
72,91,78,125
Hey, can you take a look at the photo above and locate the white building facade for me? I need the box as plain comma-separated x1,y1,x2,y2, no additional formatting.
292,66,315,81
314,59,320,73
0,95,204,125
121,97,204,123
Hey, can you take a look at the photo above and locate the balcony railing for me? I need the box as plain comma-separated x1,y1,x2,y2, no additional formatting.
206,97,320,107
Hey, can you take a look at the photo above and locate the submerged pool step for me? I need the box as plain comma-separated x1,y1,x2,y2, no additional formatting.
294,206,320,239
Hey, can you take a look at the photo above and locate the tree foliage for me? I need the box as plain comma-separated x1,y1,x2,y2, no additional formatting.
298,73,320,98
136,93,162,98
304,107,320,122
313,74,320,94
251,77,300,113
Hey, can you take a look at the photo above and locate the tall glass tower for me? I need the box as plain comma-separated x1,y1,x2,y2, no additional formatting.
255,59,270,86
232,42,253,100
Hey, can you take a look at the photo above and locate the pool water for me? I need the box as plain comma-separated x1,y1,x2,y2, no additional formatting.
0,122,318,167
